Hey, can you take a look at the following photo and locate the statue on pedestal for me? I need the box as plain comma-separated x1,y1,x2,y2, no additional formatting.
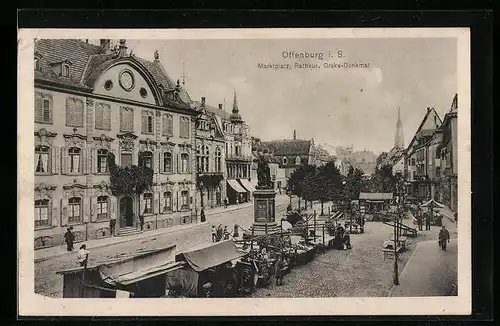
257,155,272,189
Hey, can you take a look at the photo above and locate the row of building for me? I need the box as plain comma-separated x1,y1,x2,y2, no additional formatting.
376,94,459,211
33,39,333,249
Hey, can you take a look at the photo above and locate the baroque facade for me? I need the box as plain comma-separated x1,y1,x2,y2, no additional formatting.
34,39,198,249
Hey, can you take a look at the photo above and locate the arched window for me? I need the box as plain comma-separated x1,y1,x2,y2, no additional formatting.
68,147,81,173
97,149,108,173
97,196,109,220
203,145,210,172
180,153,189,173
295,156,301,165
35,199,50,227
164,191,173,212
141,151,153,169
215,147,222,172
143,193,153,214
180,191,189,210
282,156,288,165
163,152,172,173
196,145,202,172
68,197,82,224
62,63,70,77
35,145,50,173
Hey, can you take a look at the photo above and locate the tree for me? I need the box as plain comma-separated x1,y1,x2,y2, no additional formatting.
316,161,342,215
360,165,397,194
345,166,364,203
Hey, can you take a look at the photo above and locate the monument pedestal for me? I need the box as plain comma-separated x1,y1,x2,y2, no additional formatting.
245,187,281,236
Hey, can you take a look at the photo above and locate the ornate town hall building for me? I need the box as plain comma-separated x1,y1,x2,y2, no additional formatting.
33,39,198,249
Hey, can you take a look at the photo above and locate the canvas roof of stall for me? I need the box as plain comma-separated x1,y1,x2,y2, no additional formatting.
420,199,445,208
359,192,394,200
175,240,248,272
57,245,185,286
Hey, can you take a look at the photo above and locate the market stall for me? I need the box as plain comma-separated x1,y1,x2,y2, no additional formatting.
169,240,248,297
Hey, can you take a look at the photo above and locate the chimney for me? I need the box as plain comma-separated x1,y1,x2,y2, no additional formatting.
218,104,223,110
201,97,206,106
293,130,296,140
118,39,128,57
427,107,431,113
100,39,110,53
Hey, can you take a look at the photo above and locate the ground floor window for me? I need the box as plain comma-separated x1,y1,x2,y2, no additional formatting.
144,193,153,214
35,199,50,227
68,197,82,224
181,191,189,210
97,196,109,220
164,191,173,212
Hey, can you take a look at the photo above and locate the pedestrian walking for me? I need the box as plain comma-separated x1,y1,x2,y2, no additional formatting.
417,213,423,231
425,212,431,230
109,217,116,237
211,225,216,242
200,208,206,222
63,226,75,252
223,197,228,208
77,244,90,267
438,225,450,251
223,225,230,240
216,224,223,242
274,256,284,286
139,215,144,231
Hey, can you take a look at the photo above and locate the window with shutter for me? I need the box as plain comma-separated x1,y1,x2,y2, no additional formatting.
35,93,53,124
141,110,154,134
162,114,173,137
66,97,84,127
120,107,134,132
35,199,51,228
179,117,190,139
95,103,111,130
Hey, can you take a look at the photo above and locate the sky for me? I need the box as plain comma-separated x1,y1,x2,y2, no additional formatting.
95,38,457,155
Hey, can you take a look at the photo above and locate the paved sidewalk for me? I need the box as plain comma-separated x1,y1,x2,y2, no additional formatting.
390,238,458,297
34,197,289,263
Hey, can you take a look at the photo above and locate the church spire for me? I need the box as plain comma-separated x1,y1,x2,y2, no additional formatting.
232,90,239,113
394,106,404,149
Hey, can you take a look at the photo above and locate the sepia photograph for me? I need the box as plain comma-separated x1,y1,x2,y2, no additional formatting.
18,28,471,316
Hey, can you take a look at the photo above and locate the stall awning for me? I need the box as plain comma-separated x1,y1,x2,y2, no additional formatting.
227,179,247,193
359,192,393,201
238,178,255,192
176,240,247,272
366,200,385,203
100,261,185,286
420,199,445,208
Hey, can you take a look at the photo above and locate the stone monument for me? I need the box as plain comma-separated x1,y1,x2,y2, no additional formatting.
247,154,281,235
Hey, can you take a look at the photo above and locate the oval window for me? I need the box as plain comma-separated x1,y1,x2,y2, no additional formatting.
140,87,148,98
104,80,113,91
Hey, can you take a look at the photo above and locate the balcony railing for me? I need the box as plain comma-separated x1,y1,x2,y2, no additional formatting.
226,154,253,161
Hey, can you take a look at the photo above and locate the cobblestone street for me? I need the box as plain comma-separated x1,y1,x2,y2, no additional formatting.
251,214,457,298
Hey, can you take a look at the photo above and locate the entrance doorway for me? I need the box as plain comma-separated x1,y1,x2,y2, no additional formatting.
119,196,134,227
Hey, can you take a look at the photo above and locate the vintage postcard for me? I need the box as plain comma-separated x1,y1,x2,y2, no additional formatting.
18,28,471,316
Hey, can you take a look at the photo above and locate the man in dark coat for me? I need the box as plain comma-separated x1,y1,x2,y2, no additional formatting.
425,212,431,231
274,256,284,286
200,208,206,222
416,213,423,231
438,225,450,250
63,227,75,252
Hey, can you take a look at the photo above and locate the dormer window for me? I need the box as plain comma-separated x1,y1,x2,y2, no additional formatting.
283,156,288,165
61,63,70,77
295,156,301,165
34,58,40,71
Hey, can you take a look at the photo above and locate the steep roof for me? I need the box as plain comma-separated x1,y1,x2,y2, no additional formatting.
261,139,313,157
406,107,442,153
34,39,190,111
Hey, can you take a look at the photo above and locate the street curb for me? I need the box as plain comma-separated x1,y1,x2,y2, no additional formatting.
386,239,422,297
34,221,208,263
34,200,290,263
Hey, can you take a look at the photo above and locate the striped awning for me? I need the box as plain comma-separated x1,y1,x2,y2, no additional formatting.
238,178,255,192
227,179,247,193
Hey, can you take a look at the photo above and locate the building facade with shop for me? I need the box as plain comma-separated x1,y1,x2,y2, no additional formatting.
192,98,227,210
34,39,198,249
404,107,443,201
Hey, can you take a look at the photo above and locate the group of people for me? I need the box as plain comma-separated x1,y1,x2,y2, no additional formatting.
212,224,231,242
415,210,433,231
63,226,91,267
333,223,352,250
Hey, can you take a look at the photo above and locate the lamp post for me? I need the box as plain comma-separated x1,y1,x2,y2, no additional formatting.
393,177,403,286
342,180,351,233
